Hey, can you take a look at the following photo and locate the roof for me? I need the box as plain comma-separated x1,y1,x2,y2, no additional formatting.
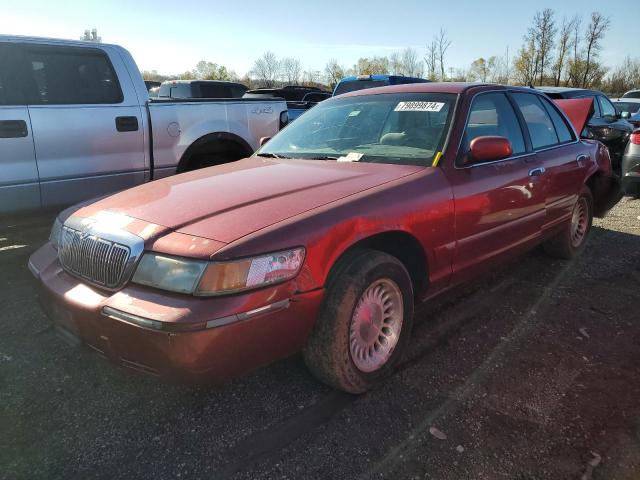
339,74,427,82
162,80,245,85
0,34,119,49
339,82,506,97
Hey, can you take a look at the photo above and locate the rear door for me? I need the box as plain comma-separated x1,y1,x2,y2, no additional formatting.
445,91,547,282
511,92,585,231
0,43,40,213
18,42,146,209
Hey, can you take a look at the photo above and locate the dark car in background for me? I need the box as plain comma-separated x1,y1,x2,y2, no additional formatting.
537,87,633,172
243,85,331,121
333,75,429,96
158,80,248,99
144,80,161,92
612,98,640,129
622,89,640,99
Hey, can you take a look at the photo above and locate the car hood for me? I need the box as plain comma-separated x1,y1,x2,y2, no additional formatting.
75,157,423,243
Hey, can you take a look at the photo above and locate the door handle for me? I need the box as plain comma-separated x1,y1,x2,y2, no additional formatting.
576,154,588,164
115,116,139,132
528,167,546,177
0,120,28,138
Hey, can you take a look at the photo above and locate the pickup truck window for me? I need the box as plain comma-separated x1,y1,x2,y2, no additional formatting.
258,93,456,166
512,93,560,150
20,45,123,105
462,92,525,161
199,83,232,98
0,44,26,105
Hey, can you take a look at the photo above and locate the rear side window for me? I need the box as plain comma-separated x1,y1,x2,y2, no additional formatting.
0,44,26,105
20,44,123,105
198,83,232,98
598,96,616,118
512,93,559,149
538,96,575,143
463,92,525,158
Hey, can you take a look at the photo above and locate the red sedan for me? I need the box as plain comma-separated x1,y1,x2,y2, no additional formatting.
29,83,619,393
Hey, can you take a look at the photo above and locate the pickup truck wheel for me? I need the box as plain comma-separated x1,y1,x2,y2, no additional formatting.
543,186,593,259
303,249,414,393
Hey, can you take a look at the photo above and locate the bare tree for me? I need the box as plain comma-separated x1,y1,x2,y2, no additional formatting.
324,59,345,88
424,40,438,80
513,34,538,85
470,57,493,82
582,12,610,87
402,48,423,77
250,51,281,87
530,9,556,84
567,15,583,87
281,57,302,84
436,29,452,80
389,51,403,75
553,16,576,86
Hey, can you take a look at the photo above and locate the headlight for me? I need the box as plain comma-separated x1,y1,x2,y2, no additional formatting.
132,254,207,294
131,247,305,296
49,217,63,250
195,247,305,296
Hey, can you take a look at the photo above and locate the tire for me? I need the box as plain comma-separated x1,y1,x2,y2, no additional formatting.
303,249,414,393
543,186,594,259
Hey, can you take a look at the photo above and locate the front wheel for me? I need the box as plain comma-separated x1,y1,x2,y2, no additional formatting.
303,249,414,393
543,186,593,259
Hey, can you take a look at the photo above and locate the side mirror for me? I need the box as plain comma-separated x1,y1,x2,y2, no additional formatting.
468,136,513,163
259,136,272,146
620,111,631,119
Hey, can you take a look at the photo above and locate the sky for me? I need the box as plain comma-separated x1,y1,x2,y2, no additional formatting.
1,0,638,78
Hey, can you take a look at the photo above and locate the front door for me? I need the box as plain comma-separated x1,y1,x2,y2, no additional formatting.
443,91,547,283
0,43,40,213
15,42,146,209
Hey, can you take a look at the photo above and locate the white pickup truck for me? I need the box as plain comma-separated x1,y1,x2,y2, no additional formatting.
0,36,288,214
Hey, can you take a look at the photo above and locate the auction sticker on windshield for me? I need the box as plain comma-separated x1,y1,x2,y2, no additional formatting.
394,101,445,112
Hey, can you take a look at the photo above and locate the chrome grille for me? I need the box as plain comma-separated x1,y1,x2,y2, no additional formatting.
59,226,131,289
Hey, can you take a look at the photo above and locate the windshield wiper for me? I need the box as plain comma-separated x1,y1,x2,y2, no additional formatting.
306,155,339,160
255,153,292,159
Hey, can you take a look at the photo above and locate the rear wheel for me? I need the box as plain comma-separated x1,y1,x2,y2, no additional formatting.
303,249,414,393
543,186,593,259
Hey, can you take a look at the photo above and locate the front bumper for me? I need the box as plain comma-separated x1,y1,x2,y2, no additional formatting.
29,243,324,383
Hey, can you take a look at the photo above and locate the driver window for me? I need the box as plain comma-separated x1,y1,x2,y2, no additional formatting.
462,93,525,162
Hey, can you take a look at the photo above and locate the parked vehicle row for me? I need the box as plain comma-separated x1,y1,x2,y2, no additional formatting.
30,82,620,393
536,86,634,173
0,36,288,214
243,86,332,121
332,74,429,96
612,98,640,128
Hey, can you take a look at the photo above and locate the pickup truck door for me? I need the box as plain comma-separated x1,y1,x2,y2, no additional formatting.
444,92,546,283
17,42,146,209
0,43,40,213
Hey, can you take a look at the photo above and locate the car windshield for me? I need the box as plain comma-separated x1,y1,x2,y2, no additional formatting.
257,92,456,166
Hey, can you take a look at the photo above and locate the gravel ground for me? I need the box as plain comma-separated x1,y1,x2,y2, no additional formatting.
1,197,639,480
